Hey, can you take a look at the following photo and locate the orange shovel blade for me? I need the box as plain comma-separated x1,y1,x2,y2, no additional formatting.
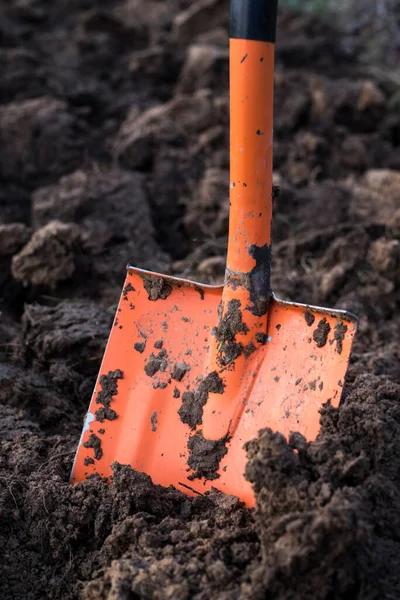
71,267,357,506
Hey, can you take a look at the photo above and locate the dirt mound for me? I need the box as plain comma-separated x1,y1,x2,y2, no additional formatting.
1,376,399,599
246,375,400,600
1,0,400,598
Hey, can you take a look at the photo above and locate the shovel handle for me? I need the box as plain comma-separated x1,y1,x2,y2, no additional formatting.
230,0,278,42
202,1,279,441
225,0,278,316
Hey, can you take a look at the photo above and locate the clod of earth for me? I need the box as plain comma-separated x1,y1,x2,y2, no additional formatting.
187,431,229,481
244,341,256,357
334,321,348,354
11,221,82,288
214,299,248,365
134,340,146,353
83,433,103,461
313,317,331,348
304,310,315,326
255,332,268,345
172,361,191,381
144,349,168,377
153,381,168,390
178,371,224,429
141,274,172,300
94,369,123,422
95,406,117,422
122,282,135,299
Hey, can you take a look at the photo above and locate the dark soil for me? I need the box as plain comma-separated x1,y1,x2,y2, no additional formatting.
178,371,225,429
1,1,400,599
187,431,229,482
214,299,249,365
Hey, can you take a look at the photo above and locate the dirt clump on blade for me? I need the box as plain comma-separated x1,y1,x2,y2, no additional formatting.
178,370,224,429
187,431,229,481
1,0,400,599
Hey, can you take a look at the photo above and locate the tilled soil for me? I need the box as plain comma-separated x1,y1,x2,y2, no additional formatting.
1,1,400,599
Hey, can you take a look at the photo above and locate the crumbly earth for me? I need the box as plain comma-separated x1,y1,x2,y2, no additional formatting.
1,1,400,599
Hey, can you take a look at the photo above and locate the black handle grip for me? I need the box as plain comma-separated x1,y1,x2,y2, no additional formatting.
230,0,278,42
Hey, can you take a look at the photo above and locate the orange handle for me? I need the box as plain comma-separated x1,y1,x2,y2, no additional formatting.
201,2,278,441
223,0,278,322
225,38,274,315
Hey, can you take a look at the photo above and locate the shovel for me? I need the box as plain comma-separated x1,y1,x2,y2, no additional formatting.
71,0,357,507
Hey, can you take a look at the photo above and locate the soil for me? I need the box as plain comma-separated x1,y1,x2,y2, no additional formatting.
93,370,122,423
312,317,331,348
214,299,249,365
1,1,400,599
187,432,229,482
144,349,169,378
178,371,224,430
140,274,173,301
